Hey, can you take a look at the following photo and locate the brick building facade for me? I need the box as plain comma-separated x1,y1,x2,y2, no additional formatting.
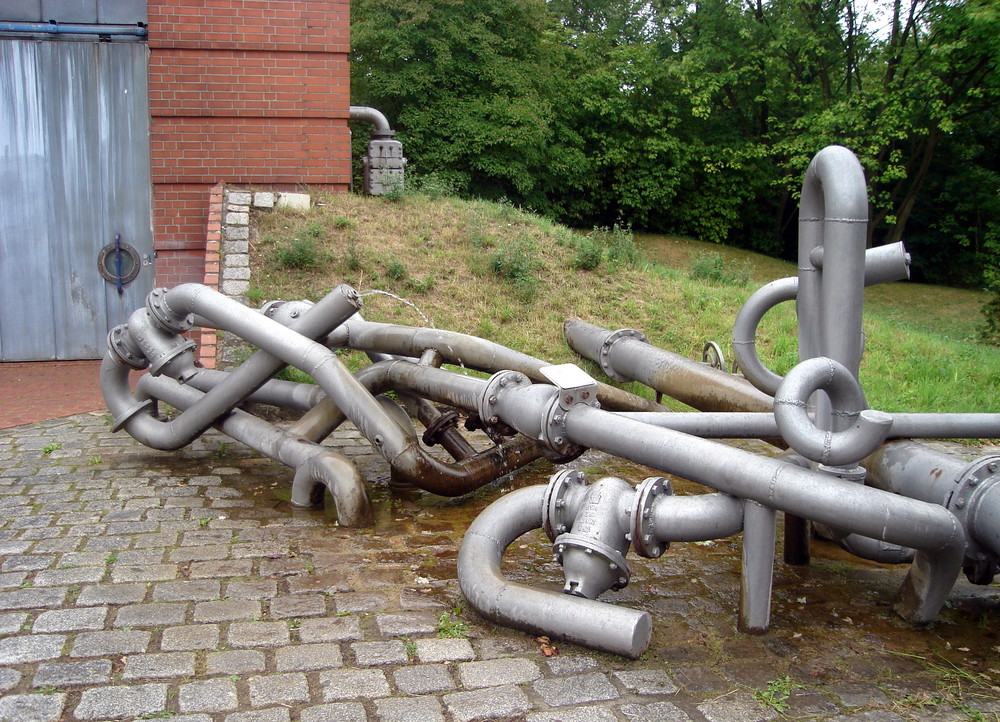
147,0,352,287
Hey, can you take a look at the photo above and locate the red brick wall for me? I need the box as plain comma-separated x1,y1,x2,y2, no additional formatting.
147,0,351,287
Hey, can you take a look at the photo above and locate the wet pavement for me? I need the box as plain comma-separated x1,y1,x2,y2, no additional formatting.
2,412,1000,721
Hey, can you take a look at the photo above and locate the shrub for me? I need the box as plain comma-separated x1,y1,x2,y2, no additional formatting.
489,236,540,300
386,260,408,281
572,237,603,270
605,223,640,267
689,251,752,286
276,237,321,269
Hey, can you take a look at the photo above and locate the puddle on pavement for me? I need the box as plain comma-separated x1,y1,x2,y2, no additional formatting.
133,434,1000,696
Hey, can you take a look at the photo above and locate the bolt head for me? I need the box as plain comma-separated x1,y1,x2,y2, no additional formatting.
989,462,998,473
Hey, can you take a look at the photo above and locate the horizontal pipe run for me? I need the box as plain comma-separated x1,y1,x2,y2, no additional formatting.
0,21,147,36
564,318,773,413
327,318,664,412
458,485,652,658
651,493,744,541
187,370,326,413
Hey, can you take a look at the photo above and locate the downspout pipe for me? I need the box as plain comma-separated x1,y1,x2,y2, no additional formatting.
327,317,663,412
563,318,774,413
350,106,394,137
457,485,653,658
135,374,372,527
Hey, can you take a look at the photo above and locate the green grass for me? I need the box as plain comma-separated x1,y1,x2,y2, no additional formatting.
247,190,999,427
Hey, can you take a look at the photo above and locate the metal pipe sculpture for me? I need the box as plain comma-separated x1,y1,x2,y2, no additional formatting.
103,145,1000,660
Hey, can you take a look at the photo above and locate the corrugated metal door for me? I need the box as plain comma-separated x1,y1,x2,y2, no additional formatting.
0,39,153,361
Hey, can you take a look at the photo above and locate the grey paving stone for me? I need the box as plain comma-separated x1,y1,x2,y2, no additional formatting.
0,668,21,692
393,663,457,695
332,591,389,613
352,640,408,666
31,606,107,633
276,642,343,671
116,549,166,565
189,558,253,578
270,593,326,618
33,565,105,586
300,702,368,722
153,579,221,601
0,633,66,663
207,649,267,675
33,659,111,687
76,582,147,606
0,571,28,588
114,602,187,628
1,553,54,571
545,656,600,676
122,651,196,679
0,587,67,609
0,692,66,722
613,668,680,695
697,692,777,722
319,668,390,700
179,677,240,713
161,624,220,651
70,629,150,657
616,701,693,722
57,551,107,566
111,563,176,582
443,685,531,722
826,682,892,708
533,673,620,706
529,707,619,722
226,709,291,722
414,637,475,663
170,544,230,563
249,672,310,707
474,636,536,659
195,599,261,622
226,579,278,599
376,696,446,722
0,610,28,634
375,612,437,636
228,621,290,648
74,683,167,720
457,657,542,689
298,616,362,643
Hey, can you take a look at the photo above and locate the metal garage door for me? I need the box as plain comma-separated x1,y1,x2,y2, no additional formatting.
0,38,153,361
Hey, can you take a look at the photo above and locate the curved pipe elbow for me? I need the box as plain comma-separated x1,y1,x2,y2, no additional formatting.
291,452,373,527
458,486,651,658
350,105,393,135
732,278,797,395
774,357,891,465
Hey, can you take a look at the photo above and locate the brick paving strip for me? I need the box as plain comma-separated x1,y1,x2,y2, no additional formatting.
2,412,999,721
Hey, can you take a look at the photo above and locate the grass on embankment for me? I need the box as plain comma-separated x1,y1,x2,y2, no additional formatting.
247,191,998,422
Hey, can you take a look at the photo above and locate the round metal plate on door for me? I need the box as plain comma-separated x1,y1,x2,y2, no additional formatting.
98,235,141,286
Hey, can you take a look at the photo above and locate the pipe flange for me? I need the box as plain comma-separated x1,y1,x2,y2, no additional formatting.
107,325,149,370
147,338,197,378
946,456,1000,558
543,398,586,459
553,532,631,591
146,287,194,333
110,398,154,433
630,476,673,558
478,370,531,425
421,409,460,448
543,469,588,541
599,328,648,382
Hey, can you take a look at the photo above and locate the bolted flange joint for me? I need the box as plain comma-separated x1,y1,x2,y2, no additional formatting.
542,469,589,541
945,456,1000,581
107,324,149,370
630,476,673,558
599,328,648,382
146,287,194,333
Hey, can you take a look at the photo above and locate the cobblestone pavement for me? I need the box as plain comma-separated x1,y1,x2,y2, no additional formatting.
2,412,1000,722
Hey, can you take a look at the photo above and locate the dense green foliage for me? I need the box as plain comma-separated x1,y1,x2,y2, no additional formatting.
351,0,999,312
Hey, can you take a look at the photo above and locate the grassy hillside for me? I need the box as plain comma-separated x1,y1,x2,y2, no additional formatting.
247,191,998,419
